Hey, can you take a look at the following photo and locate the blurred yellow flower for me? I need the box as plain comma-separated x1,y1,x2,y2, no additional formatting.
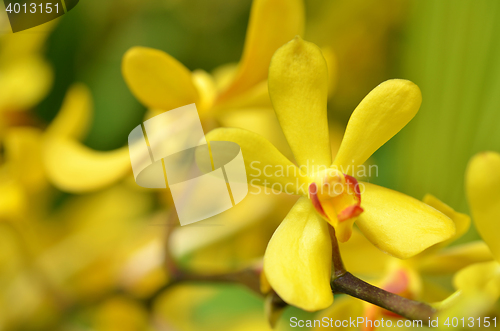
0,83,158,328
0,84,92,222
452,152,500,306
206,36,456,311
0,22,54,138
42,0,310,193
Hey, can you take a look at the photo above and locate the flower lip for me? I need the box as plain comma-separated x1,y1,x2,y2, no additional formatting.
337,174,364,222
308,173,364,223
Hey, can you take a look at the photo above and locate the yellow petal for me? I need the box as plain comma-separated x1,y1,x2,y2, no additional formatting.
356,182,455,259
205,128,308,195
453,261,500,298
45,84,92,140
417,241,495,274
264,197,333,311
422,194,470,246
43,138,130,193
268,37,331,174
466,151,500,262
122,47,199,111
218,0,304,102
333,80,422,173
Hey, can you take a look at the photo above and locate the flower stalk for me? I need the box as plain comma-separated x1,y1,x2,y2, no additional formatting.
329,226,436,326
332,272,436,323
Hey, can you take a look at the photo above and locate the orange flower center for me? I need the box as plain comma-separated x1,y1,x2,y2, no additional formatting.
308,169,363,242
309,169,363,222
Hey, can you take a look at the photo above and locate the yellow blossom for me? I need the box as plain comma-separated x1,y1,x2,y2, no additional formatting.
205,36,456,311
42,0,309,193
452,152,500,305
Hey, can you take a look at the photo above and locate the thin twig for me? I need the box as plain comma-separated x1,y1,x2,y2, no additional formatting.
328,225,435,326
332,272,436,325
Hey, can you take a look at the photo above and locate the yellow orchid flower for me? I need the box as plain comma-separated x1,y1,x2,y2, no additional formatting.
205,36,456,311
42,0,309,193
452,152,500,305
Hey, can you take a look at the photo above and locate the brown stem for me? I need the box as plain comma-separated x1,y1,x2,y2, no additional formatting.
329,226,346,278
328,226,435,326
332,272,436,325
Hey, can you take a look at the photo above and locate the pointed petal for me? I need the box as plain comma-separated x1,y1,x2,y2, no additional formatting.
219,0,304,101
264,197,333,311
122,47,199,111
268,37,331,173
466,151,500,262
356,183,455,259
43,138,130,193
205,128,308,195
333,80,422,173
45,84,92,140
